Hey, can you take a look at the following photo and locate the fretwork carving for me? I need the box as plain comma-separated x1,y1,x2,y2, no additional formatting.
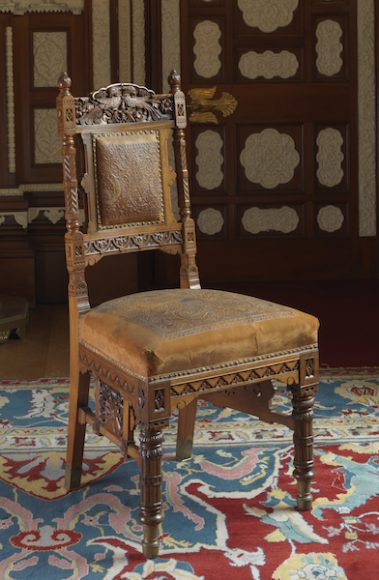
154,389,165,412
98,382,123,436
84,230,182,263
79,346,138,397
171,360,300,398
74,84,173,126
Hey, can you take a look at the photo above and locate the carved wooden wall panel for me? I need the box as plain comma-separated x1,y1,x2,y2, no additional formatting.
174,0,377,282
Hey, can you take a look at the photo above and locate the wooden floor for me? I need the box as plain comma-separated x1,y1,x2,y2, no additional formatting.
0,305,69,380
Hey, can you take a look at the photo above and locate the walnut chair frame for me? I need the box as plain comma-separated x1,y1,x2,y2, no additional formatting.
57,72,319,559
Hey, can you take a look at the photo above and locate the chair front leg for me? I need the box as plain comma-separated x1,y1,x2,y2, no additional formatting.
290,382,316,511
65,370,90,490
139,424,164,559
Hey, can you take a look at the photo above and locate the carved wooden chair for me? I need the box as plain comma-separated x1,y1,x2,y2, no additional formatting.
57,72,319,559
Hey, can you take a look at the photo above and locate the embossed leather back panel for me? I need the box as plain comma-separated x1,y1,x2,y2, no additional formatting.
94,129,165,227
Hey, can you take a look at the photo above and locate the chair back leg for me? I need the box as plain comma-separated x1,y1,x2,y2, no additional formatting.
65,371,90,490
289,380,316,511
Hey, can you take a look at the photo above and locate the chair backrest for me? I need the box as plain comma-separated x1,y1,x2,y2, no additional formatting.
56,72,200,316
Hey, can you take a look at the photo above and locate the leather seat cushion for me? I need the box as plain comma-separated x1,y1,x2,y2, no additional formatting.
79,289,319,378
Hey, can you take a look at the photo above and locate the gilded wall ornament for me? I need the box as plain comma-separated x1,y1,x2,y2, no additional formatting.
188,87,237,124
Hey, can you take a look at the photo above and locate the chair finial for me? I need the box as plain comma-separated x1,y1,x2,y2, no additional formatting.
169,70,181,93
58,72,72,93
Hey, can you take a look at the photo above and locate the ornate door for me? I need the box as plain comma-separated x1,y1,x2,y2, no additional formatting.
177,0,376,283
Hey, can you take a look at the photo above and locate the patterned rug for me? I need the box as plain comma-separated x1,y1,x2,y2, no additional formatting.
0,373,378,579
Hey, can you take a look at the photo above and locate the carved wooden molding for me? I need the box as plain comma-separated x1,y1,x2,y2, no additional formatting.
97,381,124,437
79,345,141,396
33,32,67,88
74,84,173,126
170,360,300,399
84,230,182,263
151,344,317,383
0,0,84,13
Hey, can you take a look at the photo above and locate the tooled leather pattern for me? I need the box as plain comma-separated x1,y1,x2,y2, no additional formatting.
95,136,165,226
98,289,295,338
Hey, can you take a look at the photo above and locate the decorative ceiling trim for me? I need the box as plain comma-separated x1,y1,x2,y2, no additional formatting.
358,0,376,236
0,1,84,14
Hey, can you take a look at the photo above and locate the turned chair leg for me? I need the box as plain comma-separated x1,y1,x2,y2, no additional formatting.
290,383,316,511
140,424,164,559
65,371,90,490
176,398,197,460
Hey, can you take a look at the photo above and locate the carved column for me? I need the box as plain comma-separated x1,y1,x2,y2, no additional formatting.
289,383,315,511
139,425,164,558
169,71,200,289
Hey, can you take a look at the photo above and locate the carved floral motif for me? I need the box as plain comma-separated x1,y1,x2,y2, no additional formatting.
316,20,343,77
74,84,173,126
239,50,299,79
316,128,344,187
317,205,344,233
193,20,222,79
84,230,183,261
240,128,300,189
238,0,299,33
197,208,224,236
242,207,299,235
